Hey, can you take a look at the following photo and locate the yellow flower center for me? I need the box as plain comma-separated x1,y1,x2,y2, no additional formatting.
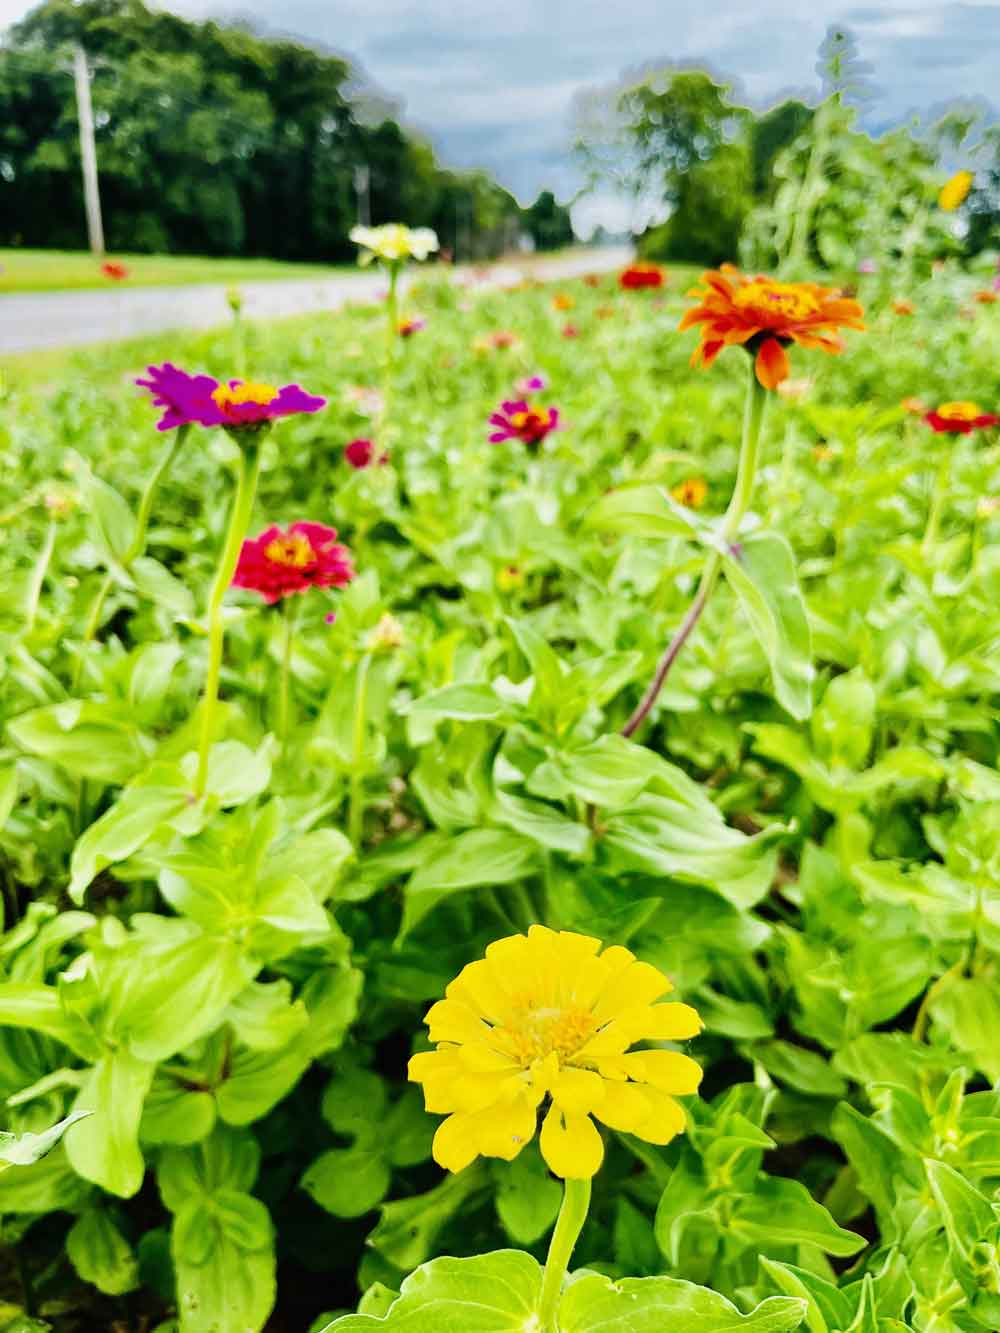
501,1003,598,1067
212,381,278,411
264,533,312,567
735,280,821,321
938,401,980,421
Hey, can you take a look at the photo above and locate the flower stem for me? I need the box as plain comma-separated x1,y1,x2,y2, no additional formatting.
277,596,297,745
538,1177,592,1333
24,518,57,634
921,446,952,559
71,425,189,690
194,436,264,797
621,362,768,738
124,423,189,565
348,651,373,847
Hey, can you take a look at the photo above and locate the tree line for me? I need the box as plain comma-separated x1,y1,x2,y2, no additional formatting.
0,0,575,260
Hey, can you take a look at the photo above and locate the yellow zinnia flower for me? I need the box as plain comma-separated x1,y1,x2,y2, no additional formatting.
408,925,703,1180
939,170,973,212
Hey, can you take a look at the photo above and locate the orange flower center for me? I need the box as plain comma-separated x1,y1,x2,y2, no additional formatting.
938,401,981,422
734,280,821,322
512,409,544,431
212,381,278,412
264,533,313,567
501,1003,598,1067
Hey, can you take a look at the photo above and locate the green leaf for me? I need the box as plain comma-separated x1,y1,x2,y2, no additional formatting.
319,1250,542,1331
730,1176,866,1255
67,1048,155,1198
368,1167,487,1270
924,1158,998,1261
7,701,150,783
67,1206,139,1295
180,740,271,807
131,556,196,618
172,1192,276,1333
586,484,702,540
403,683,513,723
559,1273,807,1331
80,469,137,564
69,784,190,904
493,1146,562,1246
301,1145,390,1218
758,1257,854,1333
401,828,538,937
0,1111,92,1168
723,531,813,719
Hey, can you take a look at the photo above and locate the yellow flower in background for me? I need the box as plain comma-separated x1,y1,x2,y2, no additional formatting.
408,925,703,1180
350,223,439,265
939,170,973,212
671,477,708,509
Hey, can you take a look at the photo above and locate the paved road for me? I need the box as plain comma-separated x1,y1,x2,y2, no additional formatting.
0,247,632,355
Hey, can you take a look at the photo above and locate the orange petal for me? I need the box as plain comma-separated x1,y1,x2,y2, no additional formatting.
755,337,789,389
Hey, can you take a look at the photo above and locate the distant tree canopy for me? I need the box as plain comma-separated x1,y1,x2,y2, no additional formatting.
575,32,999,272
0,0,573,259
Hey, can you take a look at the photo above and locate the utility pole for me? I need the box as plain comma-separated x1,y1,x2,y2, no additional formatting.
73,43,104,255
353,164,370,227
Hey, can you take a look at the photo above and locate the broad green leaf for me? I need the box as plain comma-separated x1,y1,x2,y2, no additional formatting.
559,1273,807,1331
301,1145,390,1218
69,784,190,903
7,701,151,784
401,828,538,936
67,1206,139,1295
80,469,137,564
131,556,196,618
180,740,271,807
319,1250,542,1331
723,530,813,719
140,1075,217,1147
730,1176,866,1255
758,1257,854,1333
493,1146,562,1246
172,1192,276,1333
368,1167,487,1270
924,1158,998,1261
404,683,513,723
586,483,703,540
67,1048,155,1197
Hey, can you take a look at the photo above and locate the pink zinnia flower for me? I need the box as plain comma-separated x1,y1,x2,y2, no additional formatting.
488,399,559,447
397,317,426,337
858,258,878,274
561,323,579,338
516,374,547,394
232,522,355,604
137,364,325,433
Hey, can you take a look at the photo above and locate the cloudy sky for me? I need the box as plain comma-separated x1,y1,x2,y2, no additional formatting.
2,0,998,224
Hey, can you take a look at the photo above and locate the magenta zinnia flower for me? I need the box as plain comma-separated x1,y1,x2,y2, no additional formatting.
137,364,325,432
516,374,547,394
232,522,355,604
488,399,560,447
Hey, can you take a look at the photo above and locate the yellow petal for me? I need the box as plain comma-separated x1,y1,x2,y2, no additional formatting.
452,1071,523,1114
592,960,673,1022
433,1114,480,1172
632,1087,687,1145
577,1026,631,1061
449,958,512,1024
540,1106,605,1179
614,1002,703,1043
472,1093,538,1162
624,1049,703,1095
425,998,489,1044
592,1081,652,1133
550,1067,605,1115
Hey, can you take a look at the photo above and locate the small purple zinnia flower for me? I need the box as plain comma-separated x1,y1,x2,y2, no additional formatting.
857,258,878,274
136,364,325,432
516,374,547,394
488,399,560,447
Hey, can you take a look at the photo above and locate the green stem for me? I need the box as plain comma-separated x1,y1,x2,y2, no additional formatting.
24,518,57,634
621,361,768,738
922,446,953,559
194,436,264,797
124,423,189,564
348,652,373,847
278,596,297,745
72,572,113,692
232,309,246,380
538,1177,592,1333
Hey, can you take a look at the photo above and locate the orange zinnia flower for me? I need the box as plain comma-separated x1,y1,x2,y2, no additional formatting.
974,290,998,305
671,477,708,509
892,299,915,316
679,264,865,390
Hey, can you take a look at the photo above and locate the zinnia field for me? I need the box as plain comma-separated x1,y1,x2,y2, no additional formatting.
5,231,1000,1333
